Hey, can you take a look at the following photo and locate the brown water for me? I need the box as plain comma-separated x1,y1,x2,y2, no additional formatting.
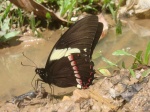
0,19,150,101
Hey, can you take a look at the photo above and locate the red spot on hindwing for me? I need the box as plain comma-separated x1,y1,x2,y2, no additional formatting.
90,72,94,75
82,84,88,89
73,66,78,71
74,70,79,74
76,79,82,85
88,78,92,82
68,55,74,61
71,61,76,66
75,74,81,78
90,65,93,69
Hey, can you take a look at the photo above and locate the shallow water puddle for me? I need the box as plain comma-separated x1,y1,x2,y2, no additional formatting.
93,20,150,70
0,19,150,101
0,29,75,101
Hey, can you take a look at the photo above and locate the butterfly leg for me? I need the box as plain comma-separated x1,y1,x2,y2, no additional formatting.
34,78,45,91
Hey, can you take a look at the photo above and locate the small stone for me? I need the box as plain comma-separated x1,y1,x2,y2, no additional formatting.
71,89,89,101
71,17,78,22
62,96,71,101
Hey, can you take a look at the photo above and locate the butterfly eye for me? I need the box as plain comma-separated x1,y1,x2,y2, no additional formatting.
35,69,38,73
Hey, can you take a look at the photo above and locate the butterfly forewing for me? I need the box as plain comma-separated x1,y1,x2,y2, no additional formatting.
57,16,99,49
46,16,103,65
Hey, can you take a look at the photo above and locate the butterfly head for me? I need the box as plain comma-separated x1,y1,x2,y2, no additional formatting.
35,68,48,82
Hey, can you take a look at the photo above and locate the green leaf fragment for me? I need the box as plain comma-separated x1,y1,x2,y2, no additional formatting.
102,57,118,67
112,50,132,56
98,69,111,76
3,31,20,41
46,12,51,19
129,68,136,77
144,42,150,65
142,69,150,77
134,51,143,64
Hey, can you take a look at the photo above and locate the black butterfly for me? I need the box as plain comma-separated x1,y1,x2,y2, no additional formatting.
35,15,103,89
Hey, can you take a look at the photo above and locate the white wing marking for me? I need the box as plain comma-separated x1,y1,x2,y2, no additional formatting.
50,47,80,61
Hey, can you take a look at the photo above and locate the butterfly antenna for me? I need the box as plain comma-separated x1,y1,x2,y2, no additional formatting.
21,62,37,68
21,52,37,68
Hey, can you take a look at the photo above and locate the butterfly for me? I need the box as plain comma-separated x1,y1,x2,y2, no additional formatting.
35,15,103,89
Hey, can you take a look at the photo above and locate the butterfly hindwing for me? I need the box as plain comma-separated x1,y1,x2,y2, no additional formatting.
47,54,94,88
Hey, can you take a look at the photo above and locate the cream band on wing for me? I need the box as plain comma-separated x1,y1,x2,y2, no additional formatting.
50,47,80,61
